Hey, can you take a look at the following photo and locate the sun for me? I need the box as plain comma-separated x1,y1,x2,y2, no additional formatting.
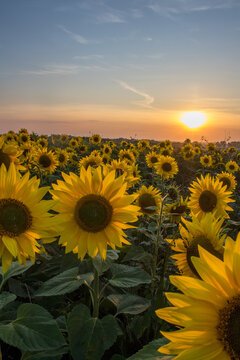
180,111,207,129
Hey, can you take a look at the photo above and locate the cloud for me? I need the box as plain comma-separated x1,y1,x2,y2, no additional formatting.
96,12,126,23
118,81,154,109
73,54,104,60
58,25,88,44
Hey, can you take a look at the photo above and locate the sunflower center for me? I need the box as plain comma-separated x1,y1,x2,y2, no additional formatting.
139,193,157,214
220,177,231,190
170,205,187,215
39,154,51,168
229,165,235,170
21,135,28,142
74,194,113,232
0,198,32,237
168,188,179,201
198,190,217,213
122,154,132,161
0,151,11,170
217,295,240,359
94,137,99,143
151,156,158,163
162,162,172,172
86,161,97,169
104,148,110,154
39,141,45,147
186,235,223,277
59,154,65,163
204,158,209,163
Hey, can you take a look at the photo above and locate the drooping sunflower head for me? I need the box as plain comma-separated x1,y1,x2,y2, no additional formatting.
51,166,140,260
188,173,234,220
164,196,189,224
216,172,237,192
153,155,178,179
136,185,161,217
145,151,160,168
0,163,57,272
0,143,25,171
90,134,101,145
167,213,226,278
200,154,213,167
34,148,58,174
225,160,239,174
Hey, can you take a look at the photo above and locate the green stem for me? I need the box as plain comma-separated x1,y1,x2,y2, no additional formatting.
92,266,99,318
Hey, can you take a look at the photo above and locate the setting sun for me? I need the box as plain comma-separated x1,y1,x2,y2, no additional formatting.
180,111,207,129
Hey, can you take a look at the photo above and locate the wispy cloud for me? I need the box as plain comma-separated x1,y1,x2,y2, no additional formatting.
118,81,154,109
73,54,104,60
96,11,126,23
58,25,88,44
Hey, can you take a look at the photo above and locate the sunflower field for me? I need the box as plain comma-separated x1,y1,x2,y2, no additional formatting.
0,129,240,360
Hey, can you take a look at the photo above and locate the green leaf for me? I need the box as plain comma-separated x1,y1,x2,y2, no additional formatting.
127,338,172,360
0,261,33,282
0,292,16,310
67,305,121,360
34,268,94,297
122,246,153,264
93,250,119,275
109,264,151,288
107,294,150,315
21,347,68,360
0,303,66,351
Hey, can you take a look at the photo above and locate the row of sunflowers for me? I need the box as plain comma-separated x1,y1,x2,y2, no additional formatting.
0,128,239,359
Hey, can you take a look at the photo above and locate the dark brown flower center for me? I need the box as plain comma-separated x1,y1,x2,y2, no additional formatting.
186,235,223,277
204,157,209,163
162,162,172,172
39,154,52,168
229,165,235,171
0,198,32,237
59,154,65,163
21,135,28,142
151,156,158,163
170,205,187,215
217,295,240,359
74,194,112,232
94,137,99,143
139,193,157,214
0,151,11,170
219,177,231,190
198,190,217,212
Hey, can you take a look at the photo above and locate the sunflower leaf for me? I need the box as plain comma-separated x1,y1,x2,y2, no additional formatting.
34,268,94,297
127,338,172,359
109,264,151,288
0,291,16,310
107,294,151,315
0,261,33,282
0,303,66,351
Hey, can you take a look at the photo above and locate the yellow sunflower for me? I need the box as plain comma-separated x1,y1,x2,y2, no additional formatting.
79,144,88,154
137,139,150,151
119,149,136,165
188,174,234,220
136,185,161,216
18,132,30,144
55,149,69,167
60,134,69,144
193,146,201,156
227,146,237,154
107,159,130,178
102,144,112,156
79,153,103,171
167,214,226,277
156,231,240,360
207,142,216,152
164,196,189,224
4,132,18,144
0,163,56,272
200,154,213,167
225,160,239,174
216,172,237,192
37,137,48,148
89,134,101,145
0,138,25,171
181,143,192,153
145,151,160,168
51,166,139,259
154,155,178,179
69,137,79,148
34,148,58,174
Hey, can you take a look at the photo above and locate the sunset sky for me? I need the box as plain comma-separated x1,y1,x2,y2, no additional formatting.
1,0,240,141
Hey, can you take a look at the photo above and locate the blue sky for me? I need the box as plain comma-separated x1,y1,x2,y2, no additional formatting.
1,0,240,140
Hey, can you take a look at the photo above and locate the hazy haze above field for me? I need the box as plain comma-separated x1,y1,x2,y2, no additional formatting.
1,0,240,141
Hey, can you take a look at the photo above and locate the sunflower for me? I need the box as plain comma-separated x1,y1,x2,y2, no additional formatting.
137,139,150,151
60,134,69,144
107,159,129,178
225,160,239,174
55,149,69,167
183,150,194,161
34,148,58,174
69,137,79,148
156,231,240,360
4,133,17,144
145,151,160,168
182,143,192,153
164,196,189,224
128,163,141,187
216,172,237,192
79,153,102,170
120,140,128,148
207,142,216,152
37,137,48,148
227,146,237,154
18,132,30,144
0,138,25,171
160,147,172,156
0,163,56,272
90,134,101,145
102,144,112,156
101,154,111,165
79,144,88,154
51,166,139,259
136,185,161,216
166,184,181,201
188,174,234,220
119,149,136,165
154,155,178,179
200,154,213,167
193,146,201,156
167,213,226,277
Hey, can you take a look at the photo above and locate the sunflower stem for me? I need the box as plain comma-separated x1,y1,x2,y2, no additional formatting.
92,265,100,318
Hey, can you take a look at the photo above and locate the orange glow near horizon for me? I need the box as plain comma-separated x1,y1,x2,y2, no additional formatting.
180,111,207,129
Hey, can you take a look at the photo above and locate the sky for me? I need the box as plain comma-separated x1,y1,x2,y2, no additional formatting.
0,0,240,141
